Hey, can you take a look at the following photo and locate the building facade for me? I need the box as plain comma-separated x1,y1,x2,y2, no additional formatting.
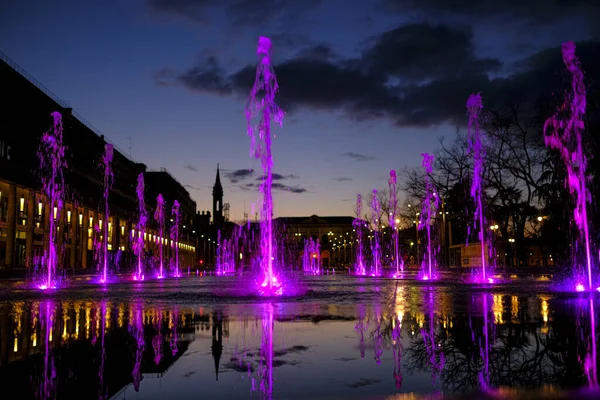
0,53,196,272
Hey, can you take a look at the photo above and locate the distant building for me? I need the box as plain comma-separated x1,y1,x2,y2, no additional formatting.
0,51,197,272
275,215,360,267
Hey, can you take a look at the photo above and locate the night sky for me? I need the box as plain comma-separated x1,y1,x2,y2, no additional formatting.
1,0,599,219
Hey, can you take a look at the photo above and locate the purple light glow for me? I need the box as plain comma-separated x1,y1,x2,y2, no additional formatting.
100,143,113,284
36,112,66,290
420,153,439,281
544,42,596,292
466,93,491,282
245,36,285,296
171,200,181,277
370,190,382,276
134,174,147,282
154,194,166,279
388,170,403,275
353,194,366,275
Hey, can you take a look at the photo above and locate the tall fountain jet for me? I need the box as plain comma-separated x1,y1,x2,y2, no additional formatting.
420,153,439,280
370,190,382,276
154,194,166,279
134,173,147,281
544,42,596,292
100,144,113,283
37,112,67,289
466,93,490,283
388,170,402,276
245,36,285,295
353,194,366,275
171,200,180,278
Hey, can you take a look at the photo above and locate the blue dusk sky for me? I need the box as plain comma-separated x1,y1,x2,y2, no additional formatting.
1,0,599,219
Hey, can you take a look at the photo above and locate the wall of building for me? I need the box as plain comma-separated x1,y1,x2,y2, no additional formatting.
0,57,197,272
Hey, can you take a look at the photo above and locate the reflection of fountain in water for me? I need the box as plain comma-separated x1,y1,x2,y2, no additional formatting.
153,308,163,366
578,297,599,387
98,301,108,400
373,306,383,364
478,294,492,390
355,305,367,358
170,309,179,356
38,301,57,399
421,289,445,389
130,302,145,392
259,304,274,399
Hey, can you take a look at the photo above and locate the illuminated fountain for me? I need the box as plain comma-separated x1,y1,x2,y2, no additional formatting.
353,194,366,275
154,194,166,279
419,153,439,281
100,143,113,284
244,37,285,295
171,200,181,277
133,173,147,281
389,170,403,277
369,190,382,276
36,112,66,290
466,93,493,283
544,42,598,292
302,238,320,275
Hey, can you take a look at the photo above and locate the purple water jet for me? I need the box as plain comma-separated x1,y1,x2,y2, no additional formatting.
100,144,113,283
544,42,596,291
353,194,366,275
134,173,147,281
466,93,491,283
36,112,67,290
171,200,181,277
389,170,403,276
419,153,439,280
245,37,285,295
369,190,382,276
154,194,165,279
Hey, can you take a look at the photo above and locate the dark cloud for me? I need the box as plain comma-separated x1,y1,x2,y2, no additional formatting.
156,20,600,127
380,0,600,24
224,168,255,183
341,152,376,162
184,184,203,191
149,0,324,27
184,164,198,172
256,173,297,181
361,24,501,81
333,177,353,182
243,182,307,194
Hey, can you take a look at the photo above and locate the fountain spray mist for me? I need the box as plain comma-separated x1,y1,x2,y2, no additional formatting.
353,194,366,275
388,170,402,275
37,112,66,289
100,144,113,283
466,93,489,282
420,153,439,280
154,194,165,278
245,37,285,295
370,190,382,276
171,200,180,277
544,42,595,291
134,174,147,281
